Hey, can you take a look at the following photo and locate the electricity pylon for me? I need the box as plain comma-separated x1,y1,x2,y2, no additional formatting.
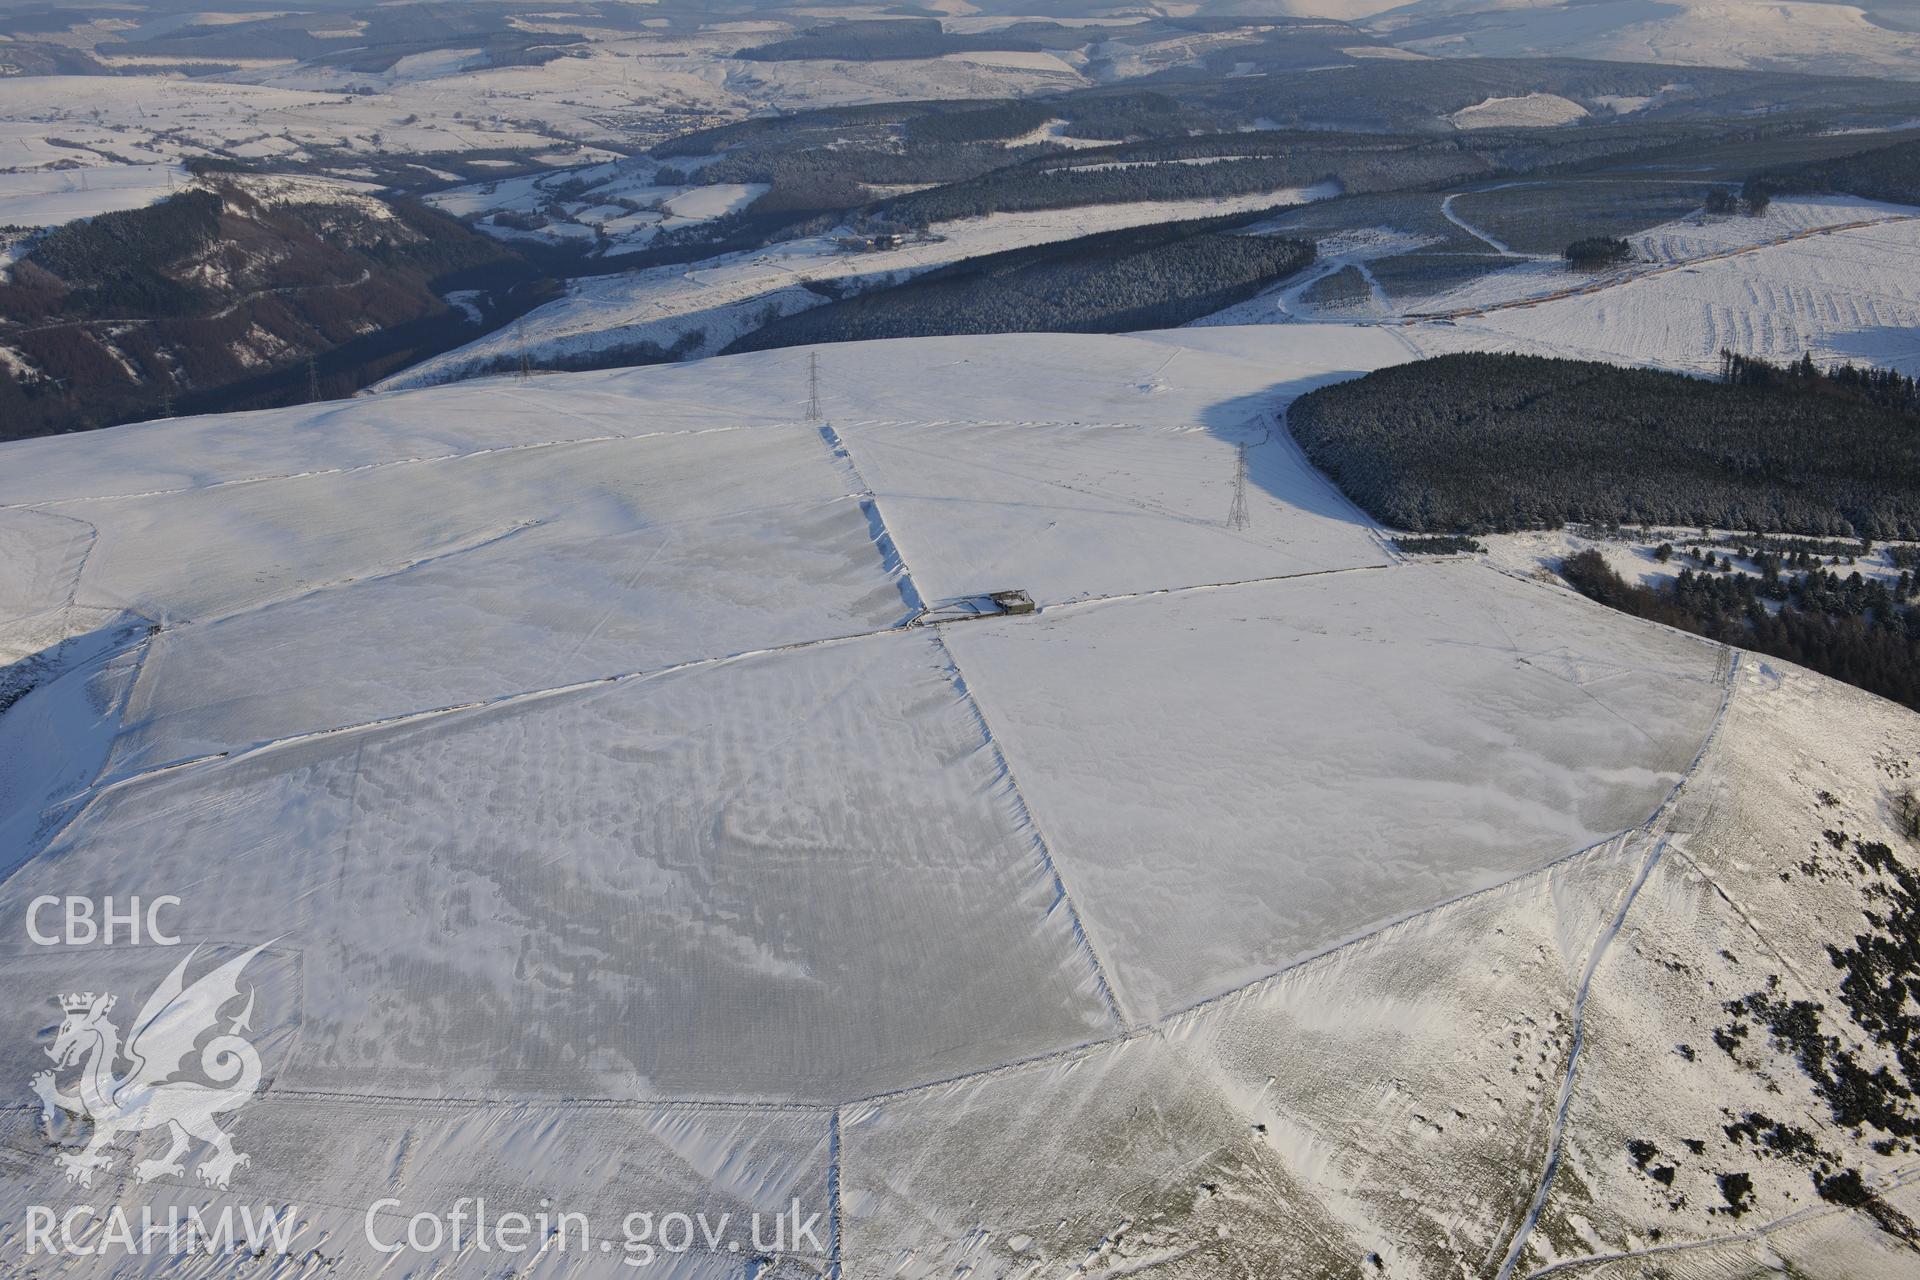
1227,443,1251,532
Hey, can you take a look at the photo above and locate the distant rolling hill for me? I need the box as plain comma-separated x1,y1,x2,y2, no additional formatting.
0,174,551,438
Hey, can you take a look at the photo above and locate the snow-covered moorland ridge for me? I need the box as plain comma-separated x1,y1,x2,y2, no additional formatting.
4,327,1919,1275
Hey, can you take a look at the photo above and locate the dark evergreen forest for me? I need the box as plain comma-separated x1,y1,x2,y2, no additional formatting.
1747,138,1920,207
1288,353,1920,537
729,226,1314,351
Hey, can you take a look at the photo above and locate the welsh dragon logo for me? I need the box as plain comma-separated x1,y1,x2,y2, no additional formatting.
32,943,269,1191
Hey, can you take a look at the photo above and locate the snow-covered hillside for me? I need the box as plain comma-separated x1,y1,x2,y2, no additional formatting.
377,183,1338,388
1379,0,1920,80
0,164,185,232
1181,193,1920,382
367,187,1920,396
0,25,1089,191
5,327,1919,1275
1411,199,1920,375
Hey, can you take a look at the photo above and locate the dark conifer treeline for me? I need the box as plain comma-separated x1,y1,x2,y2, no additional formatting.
1288,353,1920,537
1745,138,1920,207
906,101,1055,145
1704,188,1770,216
871,143,1446,225
729,226,1314,351
17,190,225,317
1392,535,1484,554
1720,350,1919,415
1564,236,1631,267
1561,549,1920,711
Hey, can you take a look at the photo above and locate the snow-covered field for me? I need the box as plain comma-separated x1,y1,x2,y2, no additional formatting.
1414,204,1920,374
8,2,1920,1254
942,563,1724,1022
7,321,1912,1274
0,163,184,230
661,183,767,221
998,117,1113,150
1449,92,1590,129
1177,193,1920,383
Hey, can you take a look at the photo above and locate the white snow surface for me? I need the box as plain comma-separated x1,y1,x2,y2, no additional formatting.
941,562,1724,1021
0,163,185,230
1415,203,1920,375
1175,193,1920,384
660,182,769,220
0,23,1102,194
1391,0,1920,79
1,321,1916,1275
0,327,1702,1023
1448,92,1590,128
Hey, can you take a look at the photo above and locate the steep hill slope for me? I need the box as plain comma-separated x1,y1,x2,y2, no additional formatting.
0,176,549,437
